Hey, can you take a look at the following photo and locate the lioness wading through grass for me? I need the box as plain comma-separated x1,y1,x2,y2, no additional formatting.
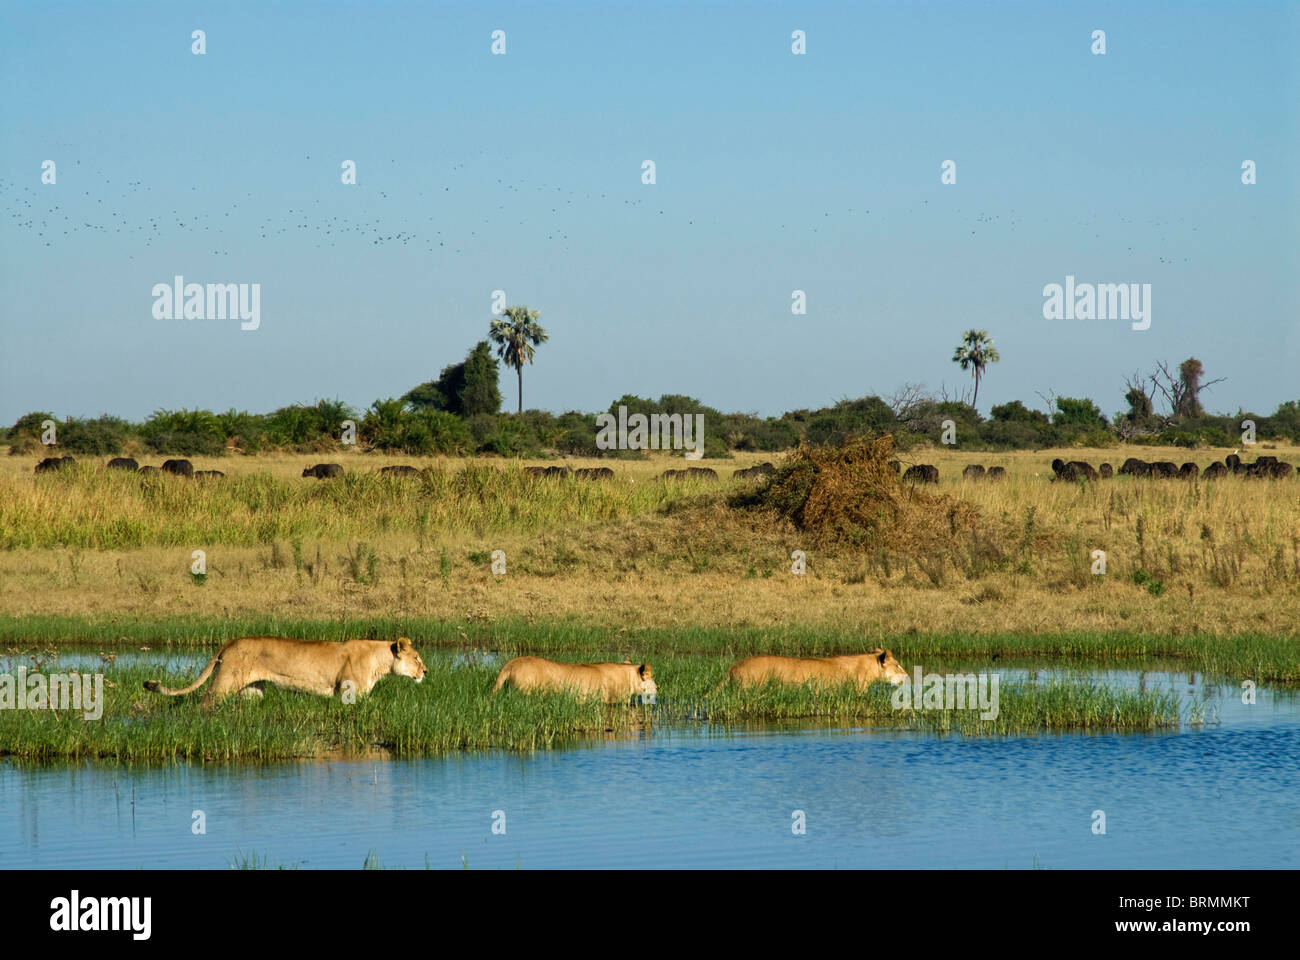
714,648,908,693
492,656,656,703
143,637,426,704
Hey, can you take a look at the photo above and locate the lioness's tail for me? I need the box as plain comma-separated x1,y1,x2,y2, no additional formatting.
143,649,222,697
710,666,736,696
491,665,511,695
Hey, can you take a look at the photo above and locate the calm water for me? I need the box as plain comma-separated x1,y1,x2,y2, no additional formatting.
1,667,1297,869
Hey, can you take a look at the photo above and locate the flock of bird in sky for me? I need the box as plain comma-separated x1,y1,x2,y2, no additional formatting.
1,153,1191,266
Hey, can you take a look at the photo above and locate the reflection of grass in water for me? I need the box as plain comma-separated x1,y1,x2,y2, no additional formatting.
1,653,1182,762
228,849,301,870
228,849,443,870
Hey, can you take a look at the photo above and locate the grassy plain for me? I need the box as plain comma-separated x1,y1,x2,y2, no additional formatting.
2,443,1297,644
0,440,1295,755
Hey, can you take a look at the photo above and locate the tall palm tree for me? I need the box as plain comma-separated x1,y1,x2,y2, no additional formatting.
952,330,1000,408
489,305,548,414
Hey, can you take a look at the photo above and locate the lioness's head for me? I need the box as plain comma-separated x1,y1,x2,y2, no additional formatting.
637,663,657,701
872,648,908,685
390,637,427,683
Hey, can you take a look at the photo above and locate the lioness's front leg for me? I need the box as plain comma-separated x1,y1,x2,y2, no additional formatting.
333,669,367,700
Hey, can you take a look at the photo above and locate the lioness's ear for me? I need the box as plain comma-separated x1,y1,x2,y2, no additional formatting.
876,649,888,663
390,642,401,657
640,663,652,677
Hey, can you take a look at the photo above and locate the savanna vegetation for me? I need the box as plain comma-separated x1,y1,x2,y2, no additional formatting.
3,315,1297,754
8,318,1299,459
2,436,1296,656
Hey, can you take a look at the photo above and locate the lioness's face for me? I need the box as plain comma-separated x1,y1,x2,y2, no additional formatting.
874,648,908,685
391,638,427,683
638,663,657,702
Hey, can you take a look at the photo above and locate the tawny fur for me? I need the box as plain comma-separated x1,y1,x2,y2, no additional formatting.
713,648,907,693
143,636,426,704
492,656,656,703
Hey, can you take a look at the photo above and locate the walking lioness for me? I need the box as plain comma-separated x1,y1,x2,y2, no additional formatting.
714,648,908,693
492,656,656,703
143,637,426,704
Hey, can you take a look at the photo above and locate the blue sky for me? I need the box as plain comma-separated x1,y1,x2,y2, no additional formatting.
2,0,1296,424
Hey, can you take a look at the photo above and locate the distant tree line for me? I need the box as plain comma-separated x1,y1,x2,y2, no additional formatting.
6,345,1298,458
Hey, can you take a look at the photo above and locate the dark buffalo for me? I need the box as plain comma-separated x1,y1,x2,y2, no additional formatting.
986,466,1007,480
1052,459,1098,481
575,467,615,480
162,459,194,477
1099,463,1114,478
1149,461,1179,478
962,464,986,480
107,457,139,471
1202,461,1228,479
139,465,162,475
194,470,225,479
1178,462,1200,480
1225,453,1244,474
35,456,76,473
732,462,776,481
1118,457,1150,477
1247,456,1281,478
903,464,939,484
686,467,719,480
380,465,420,477
1247,456,1294,479
302,463,343,479
660,469,686,480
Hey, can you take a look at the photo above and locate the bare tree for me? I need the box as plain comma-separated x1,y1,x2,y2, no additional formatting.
886,382,929,419
1115,371,1163,439
937,381,973,406
1151,359,1225,421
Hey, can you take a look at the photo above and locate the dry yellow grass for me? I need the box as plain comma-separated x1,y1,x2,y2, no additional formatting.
2,443,1297,639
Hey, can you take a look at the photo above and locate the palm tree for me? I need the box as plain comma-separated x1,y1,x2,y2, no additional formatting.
952,330,1000,408
489,305,549,414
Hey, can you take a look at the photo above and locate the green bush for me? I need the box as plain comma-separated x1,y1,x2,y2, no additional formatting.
58,416,131,455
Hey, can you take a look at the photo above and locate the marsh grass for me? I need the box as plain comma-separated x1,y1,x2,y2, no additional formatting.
3,614,1295,681
0,645,1188,762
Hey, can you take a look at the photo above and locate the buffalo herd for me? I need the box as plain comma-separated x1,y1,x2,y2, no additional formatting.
893,453,1297,485
30,452,1298,485
660,467,720,481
